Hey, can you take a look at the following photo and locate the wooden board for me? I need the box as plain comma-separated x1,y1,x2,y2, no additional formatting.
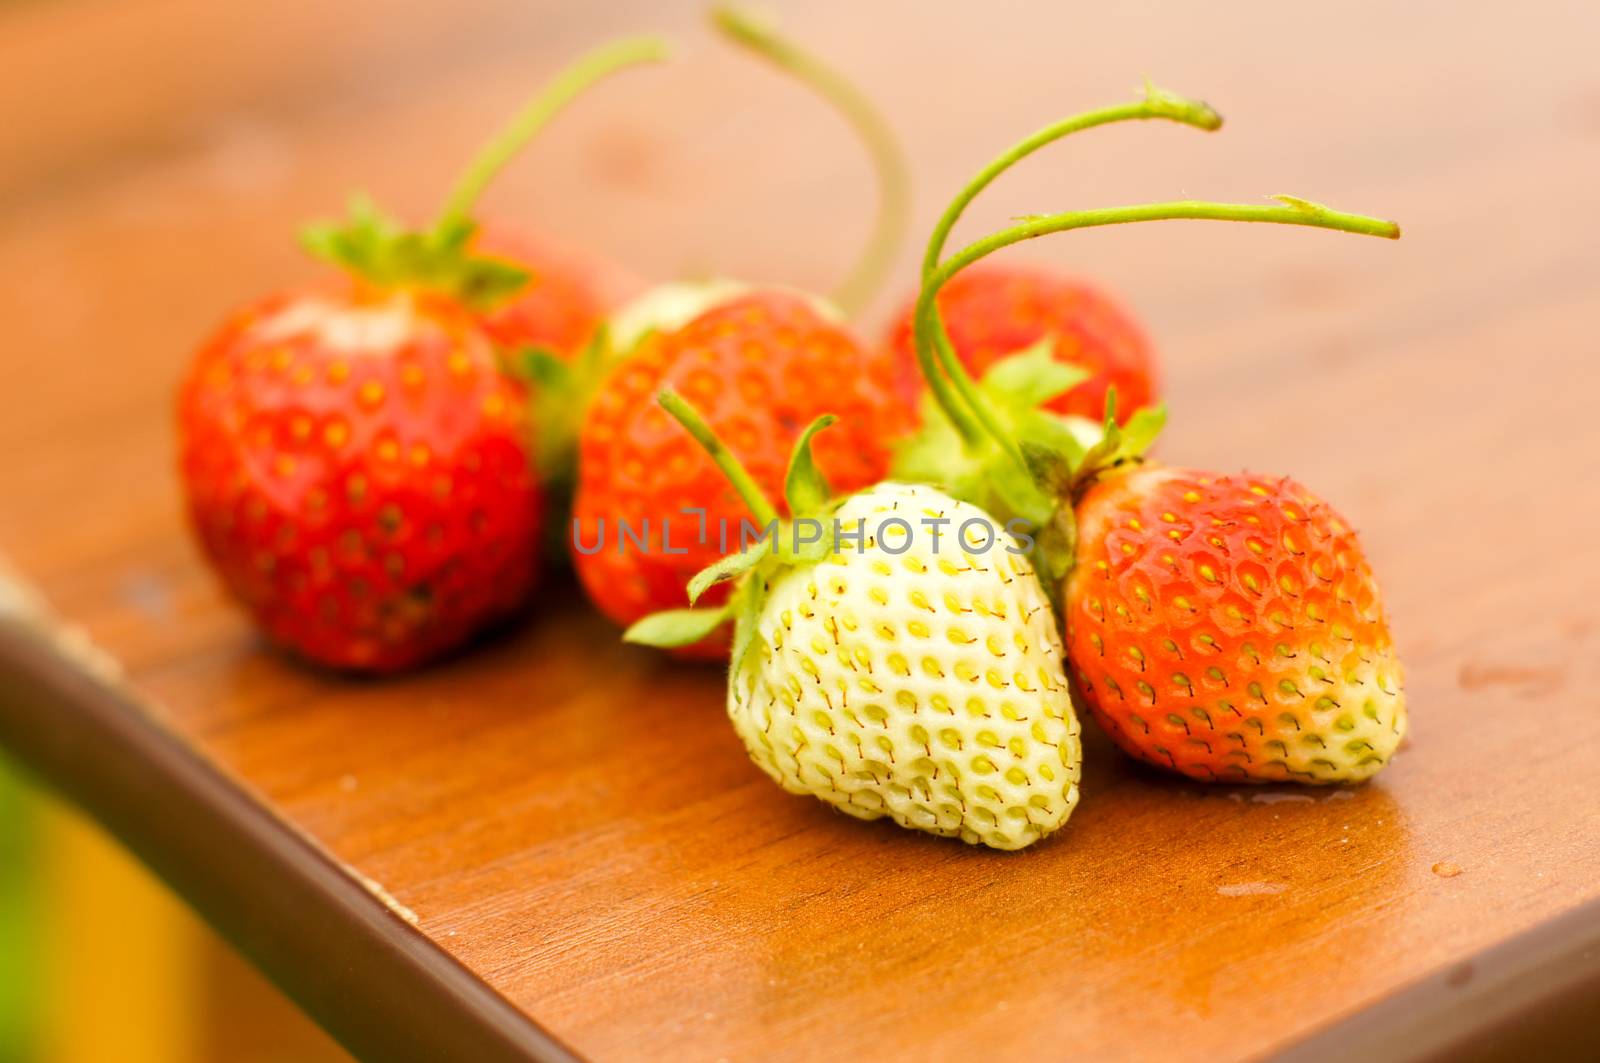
3,1,1600,1059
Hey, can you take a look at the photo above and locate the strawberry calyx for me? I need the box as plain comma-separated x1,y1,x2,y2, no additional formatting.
892,344,1167,581
504,326,614,486
301,35,671,310
893,336,1100,528
1012,388,1168,580
302,200,527,312
913,194,1397,577
624,389,842,668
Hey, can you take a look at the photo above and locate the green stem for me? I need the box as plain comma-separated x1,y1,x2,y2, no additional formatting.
909,293,986,448
434,35,673,235
919,195,1400,463
712,5,909,318
920,85,1221,278
658,389,781,528
911,85,1220,451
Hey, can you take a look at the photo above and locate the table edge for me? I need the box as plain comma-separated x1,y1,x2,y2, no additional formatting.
3,579,1598,1062
0,594,581,1063
1273,886,1600,1061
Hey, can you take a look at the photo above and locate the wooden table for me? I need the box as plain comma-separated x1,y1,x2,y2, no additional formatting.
3,1,1599,1059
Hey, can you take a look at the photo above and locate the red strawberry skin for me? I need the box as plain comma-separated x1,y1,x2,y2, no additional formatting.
885,261,1158,422
1063,466,1406,783
473,225,641,358
177,287,543,672
571,290,912,655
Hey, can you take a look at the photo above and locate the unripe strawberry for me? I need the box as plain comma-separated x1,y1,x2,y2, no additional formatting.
1063,466,1406,783
627,396,1081,850
731,482,1081,849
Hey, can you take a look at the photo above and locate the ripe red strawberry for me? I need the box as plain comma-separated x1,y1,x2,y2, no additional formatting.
876,87,1405,780
885,261,1157,423
178,289,541,671
1063,466,1406,783
176,37,668,671
563,10,914,654
570,290,910,655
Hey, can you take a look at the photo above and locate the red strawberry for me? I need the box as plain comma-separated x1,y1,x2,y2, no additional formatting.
178,289,540,671
1063,466,1406,783
885,261,1158,423
877,87,1404,780
570,290,910,655
176,37,668,671
563,10,914,654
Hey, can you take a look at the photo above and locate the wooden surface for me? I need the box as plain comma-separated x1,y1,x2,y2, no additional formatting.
3,0,1600,1059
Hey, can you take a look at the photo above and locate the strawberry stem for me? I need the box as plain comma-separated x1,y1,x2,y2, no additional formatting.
919,195,1400,467
711,5,909,319
920,84,1221,277
911,85,1221,453
658,389,781,529
937,197,1400,285
433,35,673,235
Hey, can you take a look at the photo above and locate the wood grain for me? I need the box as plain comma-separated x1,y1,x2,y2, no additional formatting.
3,0,1600,1059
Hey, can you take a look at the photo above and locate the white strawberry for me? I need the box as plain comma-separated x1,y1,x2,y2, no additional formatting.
627,394,1082,851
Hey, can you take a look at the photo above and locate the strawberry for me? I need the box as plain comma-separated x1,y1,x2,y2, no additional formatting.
1063,466,1406,783
885,261,1157,423
177,37,669,671
178,290,540,671
567,8,916,651
889,87,1405,782
628,396,1081,850
570,290,910,655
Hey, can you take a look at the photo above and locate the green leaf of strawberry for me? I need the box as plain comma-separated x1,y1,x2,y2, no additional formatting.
302,37,671,312
300,198,532,313
783,413,837,517
687,537,771,604
976,336,1090,407
623,605,736,648
893,340,1097,533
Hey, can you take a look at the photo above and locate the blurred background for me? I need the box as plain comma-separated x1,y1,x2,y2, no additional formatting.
1,0,1595,1059
0,752,347,1062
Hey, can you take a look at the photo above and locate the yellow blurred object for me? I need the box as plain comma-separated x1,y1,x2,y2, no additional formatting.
5,788,350,1063
39,803,199,1063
